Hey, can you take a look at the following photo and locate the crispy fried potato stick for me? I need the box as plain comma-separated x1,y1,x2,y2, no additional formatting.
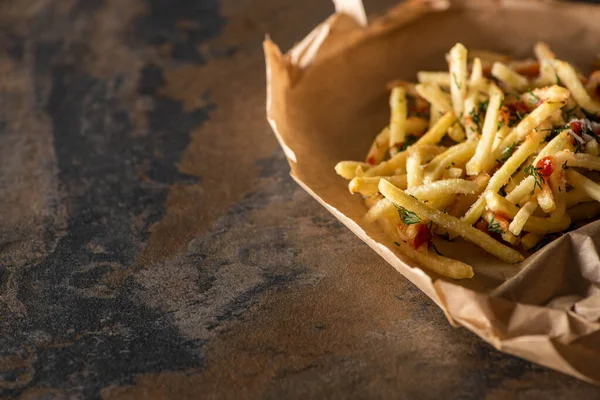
379,180,524,263
485,191,571,234
554,60,600,115
406,179,479,201
448,43,468,115
389,87,408,150
492,62,529,92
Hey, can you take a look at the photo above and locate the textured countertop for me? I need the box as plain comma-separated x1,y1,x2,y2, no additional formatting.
1,0,600,398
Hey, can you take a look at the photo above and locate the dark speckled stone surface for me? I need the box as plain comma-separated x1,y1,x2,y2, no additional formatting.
1,0,600,398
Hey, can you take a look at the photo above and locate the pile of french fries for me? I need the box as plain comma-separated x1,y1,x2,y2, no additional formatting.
336,43,600,279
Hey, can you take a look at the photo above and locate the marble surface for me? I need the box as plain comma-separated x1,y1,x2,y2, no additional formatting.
1,0,600,398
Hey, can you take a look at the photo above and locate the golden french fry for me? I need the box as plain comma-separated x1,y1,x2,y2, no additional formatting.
377,217,474,279
406,151,423,189
566,188,592,208
417,71,450,87
508,199,538,236
406,179,479,201
426,139,478,183
335,161,371,180
416,83,452,113
555,59,600,115
485,191,570,234
448,43,468,115
365,198,397,223
389,87,408,149
379,180,524,263
568,202,600,222
492,62,529,92
466,83,503,175
521,232,544,250
366,127,390,165
566,169,600,202
533,42,557,87
350,176,408,197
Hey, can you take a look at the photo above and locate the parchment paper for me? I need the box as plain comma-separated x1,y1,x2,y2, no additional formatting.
265,0,600,384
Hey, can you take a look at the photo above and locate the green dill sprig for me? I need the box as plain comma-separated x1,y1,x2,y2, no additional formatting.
488,216,505,234
499,141,520,162
524,164,545,193
452,72,462,90
395,205,421,225
528,89,540,103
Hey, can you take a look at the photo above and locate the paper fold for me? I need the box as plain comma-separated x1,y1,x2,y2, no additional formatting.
265,0,600,385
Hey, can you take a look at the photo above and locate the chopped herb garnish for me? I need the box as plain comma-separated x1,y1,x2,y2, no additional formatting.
529,89,540,103
555,72,562,86
498,120,505,129
488,216,505,234
397,134,418,152
478,100,489,116
470,109,481,130
524,164,545,193
562,160,569,170
395,205,421,225
394,241,400,247
516,110,525,121
575,142,584,154
452,72,462,90
431,243,443,256
500,141,520,161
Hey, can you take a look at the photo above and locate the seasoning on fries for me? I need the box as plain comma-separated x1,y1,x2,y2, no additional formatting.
335,42,600,279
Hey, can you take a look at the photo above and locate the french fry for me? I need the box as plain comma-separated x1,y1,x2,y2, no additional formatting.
568,202,600,222
406,117,429,136
366,127,390,165
521,232,544,250
418,111,456,145
485,191,571,234
549,169,567,222
406,151,423,189
505,132,573,204
481,211,520,245
443,167,463,179
447,173,490,218
430,103,443,127
418,72,450,87
335,161,371,180
508,199,538,236
466,83,503,175
566,188,592,208
379,180,524,263
363,144,445,177
350,176,408,197
377,217,474,279
406,179,479,201
365,198,396,223
492,62,529,92
566,169,600,202
533,42,557,87
416,83,453,113
554,59,600,115
448,43,468,115
389,87,408,150
425,139,478,183
469,57,486,92
497,98,567,150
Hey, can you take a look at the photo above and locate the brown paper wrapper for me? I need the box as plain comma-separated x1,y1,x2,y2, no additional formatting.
265,0,600,384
